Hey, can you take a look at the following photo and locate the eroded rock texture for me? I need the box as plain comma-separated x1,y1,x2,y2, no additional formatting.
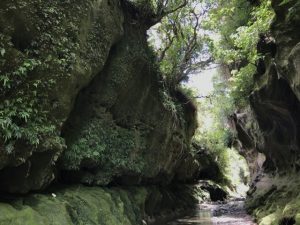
231,108,265,181
233,0,300,223
249,23,300,170
235,0,300,174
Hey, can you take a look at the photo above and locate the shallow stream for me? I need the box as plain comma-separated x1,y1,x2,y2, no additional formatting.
164,200,256,225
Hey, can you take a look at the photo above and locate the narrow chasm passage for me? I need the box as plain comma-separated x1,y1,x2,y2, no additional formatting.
0,0,299,225
154,65,257,224
163,200,256,225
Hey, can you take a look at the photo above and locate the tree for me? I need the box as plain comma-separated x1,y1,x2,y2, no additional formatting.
204,0,274,107
124,0,189,27
148,0,213,88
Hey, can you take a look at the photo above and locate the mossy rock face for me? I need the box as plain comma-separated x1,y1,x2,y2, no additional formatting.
0,186,146,225
59,6,198,186
246,174,300,225
0,0,123,192
0,0,124,193
0,184,203,225
235,2,300,223
0,0,197,193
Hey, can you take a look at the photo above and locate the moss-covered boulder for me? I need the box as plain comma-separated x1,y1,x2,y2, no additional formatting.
0,184,206,225
246,174,300,225
0,186,146,225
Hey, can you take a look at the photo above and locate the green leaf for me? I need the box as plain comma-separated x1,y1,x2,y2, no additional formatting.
92,151,100,157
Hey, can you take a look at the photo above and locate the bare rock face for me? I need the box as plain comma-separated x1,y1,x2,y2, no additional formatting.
231,108,265,181
0,0,198,193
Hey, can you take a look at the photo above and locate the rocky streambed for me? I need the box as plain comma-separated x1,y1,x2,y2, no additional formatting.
164,200,256,225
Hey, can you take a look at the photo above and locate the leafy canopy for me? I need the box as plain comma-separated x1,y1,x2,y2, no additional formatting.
204,0,274,107
148,0,213,88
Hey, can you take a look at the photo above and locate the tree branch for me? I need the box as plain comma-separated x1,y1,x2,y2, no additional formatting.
161,0,188,17
149,0,188,26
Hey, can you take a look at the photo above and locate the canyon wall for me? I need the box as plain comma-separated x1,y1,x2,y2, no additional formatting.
0,0,198,193
234,0,300,224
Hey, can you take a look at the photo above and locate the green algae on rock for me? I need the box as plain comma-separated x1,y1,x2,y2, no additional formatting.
0,184,208,225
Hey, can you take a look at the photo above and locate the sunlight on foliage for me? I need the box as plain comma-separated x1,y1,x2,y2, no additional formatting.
185,0,275,195
148,1,213,88
205,0,274,107
192,71,250,195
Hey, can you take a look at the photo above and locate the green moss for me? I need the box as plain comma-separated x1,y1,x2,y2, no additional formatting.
23,195,73,225
282,195,300,218
0,203,45,225
0,186,146,225
295,213,300,225
0,184,209,225
259,212,280,225
129,187,148,211
62,187,132,225
247,175,300,225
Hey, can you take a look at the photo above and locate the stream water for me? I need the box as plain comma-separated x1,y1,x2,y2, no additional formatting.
165,200,256,225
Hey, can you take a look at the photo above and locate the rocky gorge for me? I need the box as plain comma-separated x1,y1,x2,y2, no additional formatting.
0,0,300,224
0,0,222,224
